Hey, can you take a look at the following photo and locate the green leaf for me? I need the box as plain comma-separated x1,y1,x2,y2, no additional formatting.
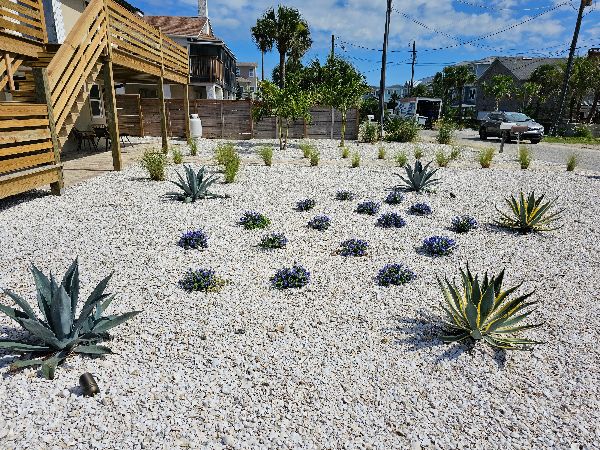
10,358,45,370
73,344,113,355
30,265,52,322
19,318,62,349
48,285,73,340
61,258,80,320
2,289,37,320
0,302,28,324
41,351,68,380
0,340,50,352
90,310,142,334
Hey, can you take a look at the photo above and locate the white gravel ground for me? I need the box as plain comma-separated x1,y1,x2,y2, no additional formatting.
0,139,599,449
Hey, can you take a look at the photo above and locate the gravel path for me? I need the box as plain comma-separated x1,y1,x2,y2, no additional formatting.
0,139,599,449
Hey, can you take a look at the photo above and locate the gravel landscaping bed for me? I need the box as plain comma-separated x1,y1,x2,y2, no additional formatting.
0,139,599,449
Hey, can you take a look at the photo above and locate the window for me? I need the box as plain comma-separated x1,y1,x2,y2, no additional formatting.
236,68,240,76
469,88,476,100
89,84,103,118
248,68,255,78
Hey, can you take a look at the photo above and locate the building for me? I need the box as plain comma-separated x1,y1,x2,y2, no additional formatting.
369,84,410,103
236,62,258,99
144,0,237,100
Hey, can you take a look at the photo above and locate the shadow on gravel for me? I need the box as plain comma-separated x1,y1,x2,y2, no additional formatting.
585,175,600,181
0,190,50,212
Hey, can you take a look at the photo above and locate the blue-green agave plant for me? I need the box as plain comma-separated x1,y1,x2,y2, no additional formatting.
166,165,219,203
0,259,141,379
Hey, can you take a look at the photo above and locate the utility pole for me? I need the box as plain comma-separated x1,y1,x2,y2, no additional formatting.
331,34,335,58
551,0,591,134
410,41,416,96
379,0,393,138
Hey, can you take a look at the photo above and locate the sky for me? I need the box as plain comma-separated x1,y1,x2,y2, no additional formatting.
138,0,600,86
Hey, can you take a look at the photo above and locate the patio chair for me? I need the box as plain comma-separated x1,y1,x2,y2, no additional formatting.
93,125,111,150
72,128,98,152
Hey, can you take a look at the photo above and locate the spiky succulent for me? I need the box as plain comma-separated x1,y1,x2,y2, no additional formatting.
410,202,432,215
178,229,208,249
296,198,316,211
259,232,288,249
396,160,440,192
438,265,543,349
423,236,456,256
384,189,404,205
308,215,331,231
495,191,563,233
339,239,369,257
179,268,226,292
166,165,219,203
451,215,478,233
376,264,416,287
376,212,407,228
356,201,381,215
335,190,355,201
239,211,271,230
271,265,310,289
0,259,141,379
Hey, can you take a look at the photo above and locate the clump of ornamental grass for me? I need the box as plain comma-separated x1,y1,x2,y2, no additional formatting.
438,265,543,349
566,153,578,172
351,152,361,168
449,145,461,161
258,146,273,166
451,215,478,233
436,118,455,144
385,189,404,205
296,198,316,211
271,265,310,289
335,190,355,201
495,191,563,233
259,232,288,249
179,268,226,292
422,236,456,256
478,148,495,168
413,145,425,160
376,212,407,228
410,202,432,215
178,229,208,249
518,145,532,169
378,146,386,160
338,239,369,257
187,137,198,156
172,147,184,164
341,146,350,158
376,264,416,287
309,149,320,166
141,150,168,181
396,160,440,192
215,142,236,166
239,211,271,230
356,201,381,215
308,215,331,231
300,142,314,158
223,151,240,183
435,150,451,168
395,150,408,166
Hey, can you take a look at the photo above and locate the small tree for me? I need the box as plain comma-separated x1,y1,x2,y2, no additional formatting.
318,56,369,147
483,75,515,111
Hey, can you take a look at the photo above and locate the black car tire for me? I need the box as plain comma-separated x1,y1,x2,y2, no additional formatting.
530,139,540,144
502,131,512,142
479,128,487,140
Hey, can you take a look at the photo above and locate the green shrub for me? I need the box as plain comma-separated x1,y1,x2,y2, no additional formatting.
413,145,424,160
436,118,455,144
395,150,408,166
141,150,168,181
518,145,532,169
573,125,593,139
309,149,320,166
258,146,273,166
172,147,183,164
224,152,241,183
215,142,236,166
300,142,314,158
435,150,451,168
478,148,495,168
384,117,419,143
341,146,350,158
566,153,578,171
358,120,379,143
351,151,361,168
377,145,386,160
188,137,198,156
449,145,461,160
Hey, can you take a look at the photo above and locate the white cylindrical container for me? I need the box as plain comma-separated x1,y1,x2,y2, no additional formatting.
190,114,202,138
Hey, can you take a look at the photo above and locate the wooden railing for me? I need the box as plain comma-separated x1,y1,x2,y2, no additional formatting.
0,0,47,44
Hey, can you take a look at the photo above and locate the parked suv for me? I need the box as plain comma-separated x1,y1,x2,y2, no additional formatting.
479,112,544,144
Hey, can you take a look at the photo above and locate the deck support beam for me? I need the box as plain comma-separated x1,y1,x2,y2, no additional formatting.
102,57,122,171
157,75,168,151
183,83,190,139
32,67,64,195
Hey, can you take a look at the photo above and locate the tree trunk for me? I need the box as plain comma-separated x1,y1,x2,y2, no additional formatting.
261,50,265,82
495,98,500,111
278,116,284,150
568,95,575,122
340,111,347,147
587,90,599,124
575,95,583,121
283,119,289,150
457,85,464,124
279,51,286,88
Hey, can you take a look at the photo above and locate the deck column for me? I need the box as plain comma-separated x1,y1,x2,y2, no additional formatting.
102,57,122,171
157,76,168,151
33,67,64,195
183,84,190,139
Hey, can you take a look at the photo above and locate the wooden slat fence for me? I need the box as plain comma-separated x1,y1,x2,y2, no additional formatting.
0,0,47,44
115,97,359,140
0,102,61,199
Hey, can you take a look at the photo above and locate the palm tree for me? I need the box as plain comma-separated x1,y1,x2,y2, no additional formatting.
251,22,273,82
445,65,476,122
252,6,312,88
483,75,515,111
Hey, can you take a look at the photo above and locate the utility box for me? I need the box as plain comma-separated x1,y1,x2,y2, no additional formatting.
190,114,202,138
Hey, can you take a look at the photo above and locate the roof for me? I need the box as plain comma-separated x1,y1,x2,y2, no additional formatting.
143,16,215,39
237,62,258,67
493,56,566,80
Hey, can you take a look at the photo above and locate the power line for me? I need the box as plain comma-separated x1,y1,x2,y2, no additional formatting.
454,0,563,11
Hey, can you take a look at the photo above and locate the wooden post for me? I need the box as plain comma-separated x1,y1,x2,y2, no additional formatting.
220,100,224,139
36,0,48,43
303,116,308,138
330,107,334,139
158,29,168,151
248,99,254,139
32,67,64,195
137,94,144,137
102,58,122,171
4,53,15,91
183,84,190,139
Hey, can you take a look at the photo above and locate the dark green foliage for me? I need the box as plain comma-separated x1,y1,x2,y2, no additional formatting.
141,150,168,181
0,259,141,379
396,160,440,192
384,117,419,143
166,165,219,202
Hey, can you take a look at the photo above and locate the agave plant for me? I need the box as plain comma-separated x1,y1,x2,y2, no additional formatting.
495,191,563,232
438,265,542,349
0,259,141,379
166,165,219,203
396,160,440,192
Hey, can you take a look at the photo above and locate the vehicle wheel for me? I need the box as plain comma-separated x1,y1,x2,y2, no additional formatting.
502,131,512,142
530,139,540,144
479,128,487,140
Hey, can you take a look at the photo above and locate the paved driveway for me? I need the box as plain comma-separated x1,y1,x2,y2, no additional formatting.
421,129,600,172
